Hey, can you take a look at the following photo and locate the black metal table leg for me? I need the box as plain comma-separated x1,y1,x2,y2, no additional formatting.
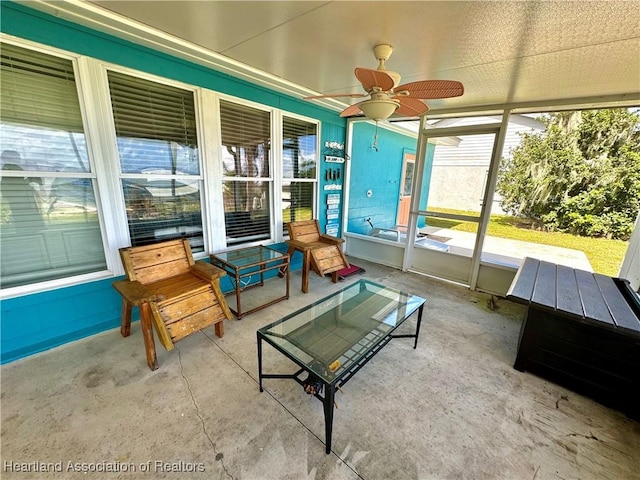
414,304,424,349
257,333,264,392
323,382,335,454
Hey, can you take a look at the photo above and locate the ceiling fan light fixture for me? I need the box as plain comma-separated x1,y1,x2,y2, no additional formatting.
359,99,399,121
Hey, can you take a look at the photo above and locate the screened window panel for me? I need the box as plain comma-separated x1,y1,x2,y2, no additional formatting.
108,71,204,251
0,44,106,289
220,100,272,245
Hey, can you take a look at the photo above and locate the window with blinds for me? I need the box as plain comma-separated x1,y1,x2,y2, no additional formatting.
0,43,106,288
107,71,204,251
282,116,317,232
220,100,272,245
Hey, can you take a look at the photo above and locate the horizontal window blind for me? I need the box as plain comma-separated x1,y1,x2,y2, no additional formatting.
283,116,317,179
282,116,317,234
122,178,204,251
1,43,106,288
220,100,272,244
1,43,84,133
220,100,271,178
108,71,204,251
108,71,198,146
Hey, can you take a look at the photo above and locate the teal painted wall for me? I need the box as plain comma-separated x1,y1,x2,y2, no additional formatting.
0,2,346,363
347,123,434,235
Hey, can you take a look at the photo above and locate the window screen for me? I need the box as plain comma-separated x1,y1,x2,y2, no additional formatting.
0,43,106,288
108,71,204,251
220,100,271,245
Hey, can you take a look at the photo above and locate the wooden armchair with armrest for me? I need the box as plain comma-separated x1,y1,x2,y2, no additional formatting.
113,239,232,370
285,219,349,293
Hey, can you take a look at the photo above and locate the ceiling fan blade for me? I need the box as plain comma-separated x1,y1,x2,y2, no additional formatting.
354,67,395,92
340,103,363,118
394,97,429,117
394,80,464,99
303,93,367,100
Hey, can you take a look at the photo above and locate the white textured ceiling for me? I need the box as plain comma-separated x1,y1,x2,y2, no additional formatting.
28,1,640,115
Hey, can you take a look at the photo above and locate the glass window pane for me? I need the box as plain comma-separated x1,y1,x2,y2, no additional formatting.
1,43,106,288
1,175,105,288
223,180,270,245
107,71,198,149
117,137,199,175
282,116,317,235
220,100,272,245
283,180,314,224
123,178,204,251
283,117,317,179
1,124,90,173
220,100,271,178
1,43,84,133
109,71,204,249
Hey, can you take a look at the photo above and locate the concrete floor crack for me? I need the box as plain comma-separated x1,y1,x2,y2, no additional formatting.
177,347,234,480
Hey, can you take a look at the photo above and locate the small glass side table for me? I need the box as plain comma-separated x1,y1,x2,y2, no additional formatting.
210,245,290,319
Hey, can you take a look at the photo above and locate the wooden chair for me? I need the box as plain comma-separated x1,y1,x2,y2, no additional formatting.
285,219,349,293
113,239,232,370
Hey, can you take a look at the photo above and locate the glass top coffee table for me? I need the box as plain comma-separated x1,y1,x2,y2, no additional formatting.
257,279,426,453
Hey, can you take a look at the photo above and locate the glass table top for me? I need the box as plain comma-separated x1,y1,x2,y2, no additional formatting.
259,279,426,383
213,245,286,268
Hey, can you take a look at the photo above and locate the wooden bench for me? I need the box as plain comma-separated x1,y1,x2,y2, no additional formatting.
113,239,232,370
507,257,640,418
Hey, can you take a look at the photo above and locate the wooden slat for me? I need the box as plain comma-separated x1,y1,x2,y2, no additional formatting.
127,241,188,269
506,257,540,302
313,245,340,260
555,265,584,317
147,273,206,299
124,240,191,285
288,220,321,243
311,245,346,274
594,274,640,332
167,305,224,343
135,259,191,285
150,302,175,350
575,270,614,325
316,256,345,271
157,285,216,321
531,260,557,309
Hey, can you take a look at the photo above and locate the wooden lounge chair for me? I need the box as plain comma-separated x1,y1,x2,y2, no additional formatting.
113,239,232,370
285,219,349,293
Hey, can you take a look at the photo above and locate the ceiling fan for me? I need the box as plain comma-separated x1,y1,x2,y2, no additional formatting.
304,44,464,121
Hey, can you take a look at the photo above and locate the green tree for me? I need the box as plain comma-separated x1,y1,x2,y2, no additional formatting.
497,108,640,240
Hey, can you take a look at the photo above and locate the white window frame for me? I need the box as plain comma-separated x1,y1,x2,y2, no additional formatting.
0,35,115,298
98,62,209,266
0,35,323,297
277,110,320,242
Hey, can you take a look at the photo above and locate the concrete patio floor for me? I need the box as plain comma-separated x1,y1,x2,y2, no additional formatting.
2,258,638,480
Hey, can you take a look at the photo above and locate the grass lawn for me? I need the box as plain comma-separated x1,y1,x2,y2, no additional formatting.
425,208,629,276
